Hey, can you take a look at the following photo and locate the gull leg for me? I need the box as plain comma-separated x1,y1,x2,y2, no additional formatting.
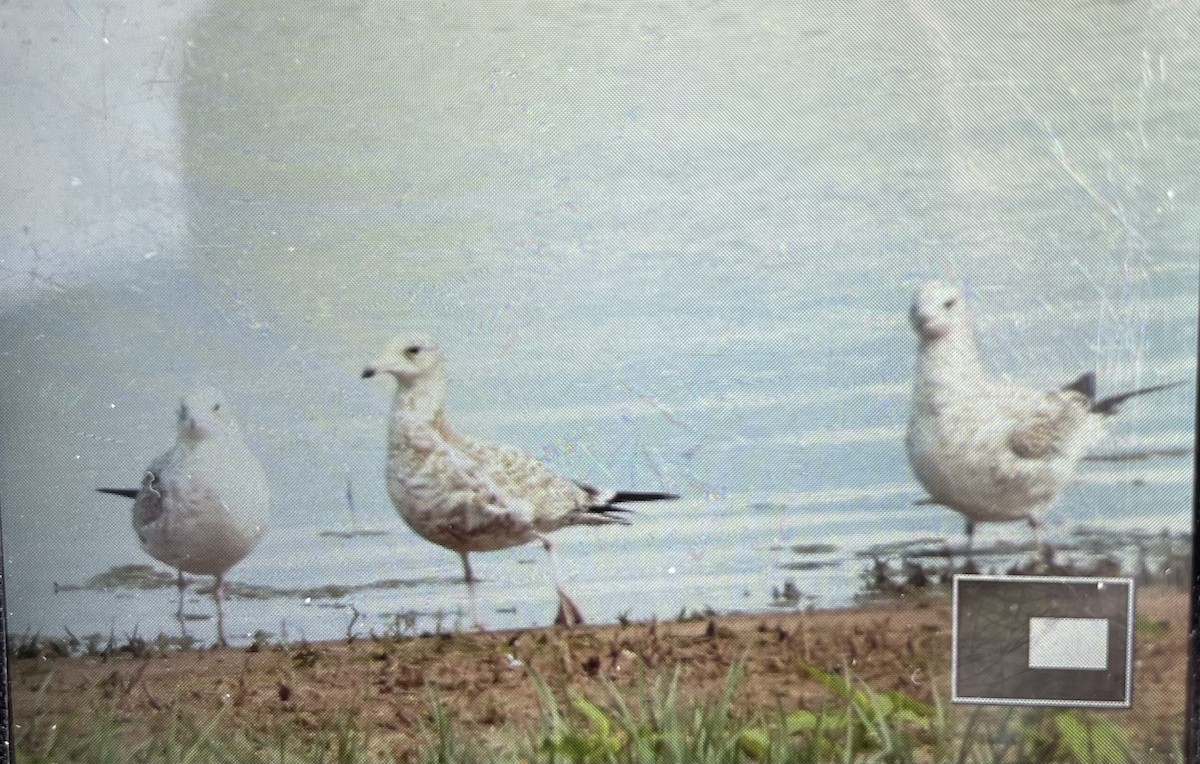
1029,517,1052,565
214,573,228,648
963,520,977,572
537,534,584,627
175,570,188,637
460,552,486,632
460,551,480,584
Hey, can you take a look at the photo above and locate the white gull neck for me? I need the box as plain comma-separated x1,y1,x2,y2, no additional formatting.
914,326,987,401
389,370,448,429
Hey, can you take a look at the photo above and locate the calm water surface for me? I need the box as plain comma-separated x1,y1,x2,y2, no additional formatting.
2,0,1197,644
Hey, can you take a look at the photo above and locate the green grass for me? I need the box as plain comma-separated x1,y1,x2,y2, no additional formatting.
13,660,1184,764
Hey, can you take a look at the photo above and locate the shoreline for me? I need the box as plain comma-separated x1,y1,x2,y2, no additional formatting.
10,585,1188,760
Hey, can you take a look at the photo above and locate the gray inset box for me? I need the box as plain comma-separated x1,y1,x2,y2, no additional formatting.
952,575,1134,708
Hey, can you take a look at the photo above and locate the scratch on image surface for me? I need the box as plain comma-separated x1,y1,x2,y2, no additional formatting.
620,381,696,433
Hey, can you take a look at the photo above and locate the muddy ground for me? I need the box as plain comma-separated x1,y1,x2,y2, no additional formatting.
9,587,1188,761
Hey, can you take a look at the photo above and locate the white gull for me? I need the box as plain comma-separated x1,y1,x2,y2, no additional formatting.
905,281,1182,558
98,386,271,645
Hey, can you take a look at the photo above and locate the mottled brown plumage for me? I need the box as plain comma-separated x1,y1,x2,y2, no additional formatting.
364,336,676,629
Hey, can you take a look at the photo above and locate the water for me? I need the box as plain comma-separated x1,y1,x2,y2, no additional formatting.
1,0,1197,645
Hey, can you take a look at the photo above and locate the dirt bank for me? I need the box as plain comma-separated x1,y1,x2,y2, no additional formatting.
9,587,1188,760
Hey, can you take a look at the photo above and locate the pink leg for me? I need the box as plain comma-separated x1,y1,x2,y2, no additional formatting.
537,535,584,627
213,573,228,647
460,552,487,631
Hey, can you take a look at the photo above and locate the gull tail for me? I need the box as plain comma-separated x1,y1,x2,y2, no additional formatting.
96,487,139,499
1062,372,1186,416
575,483,679,525
1092,380,1187,416
1062,372,1097,400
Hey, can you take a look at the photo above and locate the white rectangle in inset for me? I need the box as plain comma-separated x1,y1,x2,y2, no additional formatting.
1028,617,1108,670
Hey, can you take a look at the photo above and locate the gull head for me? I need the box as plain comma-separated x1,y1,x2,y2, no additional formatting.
177,386,239,438
362,335,445,387
909,280,968,342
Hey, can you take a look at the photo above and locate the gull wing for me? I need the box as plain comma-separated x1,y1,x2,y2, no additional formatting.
402,427,513,508
131,464,168,543
1007,390,1090,460
443,428,674,528
395,424,573,536
453,436,592,523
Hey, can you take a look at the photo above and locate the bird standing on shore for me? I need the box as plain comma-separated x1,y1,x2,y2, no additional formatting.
905,281,1181,559
97,387,271,646
362,336,678,629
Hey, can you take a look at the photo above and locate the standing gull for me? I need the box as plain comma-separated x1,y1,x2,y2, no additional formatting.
905,281,1181,559
98,386,271,646
362,336,678,629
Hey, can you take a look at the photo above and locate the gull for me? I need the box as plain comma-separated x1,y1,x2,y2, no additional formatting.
362,336,678,629
905,281,1182,559
97,386,271,646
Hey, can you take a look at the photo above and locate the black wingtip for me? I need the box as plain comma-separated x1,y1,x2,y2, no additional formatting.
1062,371,1097,400
96,487,139,499
607,490,680,504
582,487,677,525
1093,379,1188,416
585,505,636,524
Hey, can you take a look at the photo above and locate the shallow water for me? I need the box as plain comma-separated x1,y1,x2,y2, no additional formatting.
1,0,1197,645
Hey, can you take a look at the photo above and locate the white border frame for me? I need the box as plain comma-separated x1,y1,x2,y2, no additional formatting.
951,574,1135,708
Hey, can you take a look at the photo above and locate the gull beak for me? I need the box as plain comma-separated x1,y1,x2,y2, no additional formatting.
909,304,936,335
361,367,377,379
177,404,197,432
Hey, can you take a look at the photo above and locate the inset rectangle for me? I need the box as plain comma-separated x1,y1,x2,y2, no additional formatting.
952,575,1134,707
1028,617,1108,670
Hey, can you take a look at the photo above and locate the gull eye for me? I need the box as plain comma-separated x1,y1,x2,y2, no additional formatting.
942,298,957,309
212,402,221,412
404,345,423,357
